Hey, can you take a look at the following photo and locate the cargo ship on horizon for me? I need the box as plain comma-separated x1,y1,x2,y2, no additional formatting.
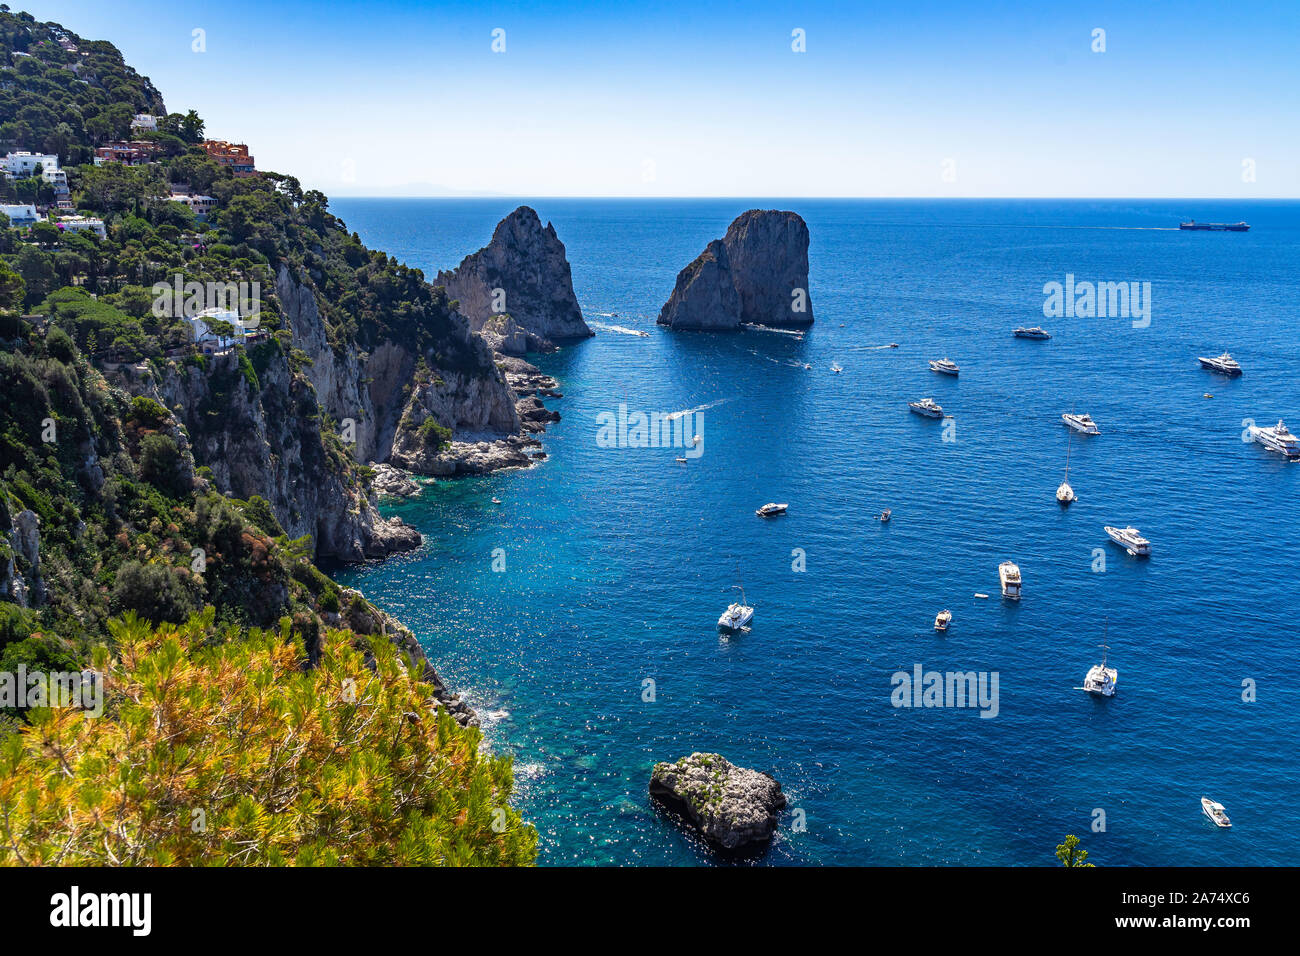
1179,220,1250,231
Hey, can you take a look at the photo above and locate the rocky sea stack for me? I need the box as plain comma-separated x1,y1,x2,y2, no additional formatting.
649,753,786,851
436,206,593,353
657,209,813,331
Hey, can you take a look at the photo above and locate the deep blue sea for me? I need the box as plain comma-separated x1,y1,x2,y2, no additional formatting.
331,198,1300,866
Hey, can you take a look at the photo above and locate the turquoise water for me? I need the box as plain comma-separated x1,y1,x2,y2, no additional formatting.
332,198,1300,866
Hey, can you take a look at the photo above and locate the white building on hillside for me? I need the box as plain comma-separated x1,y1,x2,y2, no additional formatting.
131,114,158,133
0,204,42,227
58,216,107,239
2,151,59,179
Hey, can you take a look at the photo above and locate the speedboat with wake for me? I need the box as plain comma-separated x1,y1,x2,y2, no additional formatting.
1062,412,1100,435
1104,525,1151,557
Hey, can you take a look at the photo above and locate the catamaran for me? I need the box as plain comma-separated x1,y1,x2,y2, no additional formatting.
1057,433,1076,504
717,582,754,632
1082,626,1117,696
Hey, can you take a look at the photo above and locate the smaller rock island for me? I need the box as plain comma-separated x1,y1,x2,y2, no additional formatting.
649,752,787,851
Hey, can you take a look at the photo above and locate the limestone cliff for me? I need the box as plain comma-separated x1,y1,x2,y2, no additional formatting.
658,210,814,330
436,206,593,353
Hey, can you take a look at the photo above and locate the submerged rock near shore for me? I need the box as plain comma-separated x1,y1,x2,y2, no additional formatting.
657,209,813,330
437,206,593,353
649,753,786,851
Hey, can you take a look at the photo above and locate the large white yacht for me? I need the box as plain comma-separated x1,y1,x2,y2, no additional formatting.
929,358,960,376
909,397,944,418
1201,797,1231,829
1062,412,1101,435
998,561,1022,600
755,502,788,518
1248,420,1300,460
1013,326,1052,340
1082,639,1116,697
1104,525,1151,557
1197,352,1243,377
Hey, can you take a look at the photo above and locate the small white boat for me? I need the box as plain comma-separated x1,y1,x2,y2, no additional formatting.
1057,433,1076,504
1247,420,1300,460
877,508,891,523
929,358,960,376
755,502,788,518
998,561,1021,600
909,397,944,418
1104,525,1151,557
831,362,843,374
1201,797,1231,828
1062,412,1100,435
1197,352,1242,377
675,456,688,464
1013,326,1051,340
934,610,952,632
1082,626,1116,696
974,592,989,599
491,497,502,504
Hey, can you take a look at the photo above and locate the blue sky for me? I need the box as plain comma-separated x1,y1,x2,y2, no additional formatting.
24,0,1300,197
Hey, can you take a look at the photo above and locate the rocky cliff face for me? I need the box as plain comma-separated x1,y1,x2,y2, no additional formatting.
109,349,420,563
0,505,44,608
436,206,593,352
657,209,813,330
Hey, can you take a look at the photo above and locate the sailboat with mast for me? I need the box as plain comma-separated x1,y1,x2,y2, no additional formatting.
717,576,754,632
1057,432,1077,504
1081,622,1117,697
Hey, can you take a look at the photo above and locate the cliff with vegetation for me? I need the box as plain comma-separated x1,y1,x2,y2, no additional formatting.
0,9,537,864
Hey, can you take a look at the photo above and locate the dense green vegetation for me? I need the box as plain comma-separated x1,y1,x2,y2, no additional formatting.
0,611,536,865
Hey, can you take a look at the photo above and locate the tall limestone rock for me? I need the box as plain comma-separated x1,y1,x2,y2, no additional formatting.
657,209,813,331
436,206,592,353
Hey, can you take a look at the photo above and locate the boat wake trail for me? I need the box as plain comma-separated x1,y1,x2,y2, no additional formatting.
590,321,650,337
743,323,806,337
667,398,731,420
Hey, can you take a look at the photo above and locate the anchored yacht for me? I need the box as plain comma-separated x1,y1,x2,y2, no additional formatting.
717,583,754,632
998,561,1022,600
830,362,843,374
755,502,788,518
1057,433,1076,504
1201,797,1231,828
909,397,944,418
1013,327,1051,340
934,610,952,632
1105,525,1151,557
1082,631,1117,697
929,358,960,376
1248,420,1300,460
1197,352,1242,377
1062,412,1101,435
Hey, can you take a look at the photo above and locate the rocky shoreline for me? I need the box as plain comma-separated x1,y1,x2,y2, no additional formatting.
650,753,787,852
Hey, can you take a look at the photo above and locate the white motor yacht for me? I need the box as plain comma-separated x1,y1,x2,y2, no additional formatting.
998,561,1022,600
1201,797,1231,828
755,502,788,518
929,358,960,376
909,397,944,418
1197,352,1242,376
1062,412,1101,435
934,610,952,632
1013,327,1051,340
1105,525,1151,557
1248,420,1300,460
